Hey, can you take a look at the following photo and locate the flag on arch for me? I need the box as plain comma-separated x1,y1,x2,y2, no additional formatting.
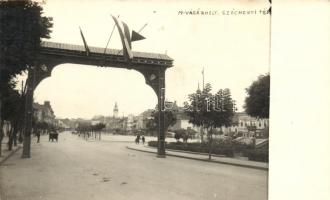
111,15,133,60
111,15,146,60
79,27,90,56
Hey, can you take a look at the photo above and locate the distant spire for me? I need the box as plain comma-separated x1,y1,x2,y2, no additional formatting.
114,102,118,111
113,102,119,118
197,82,200,91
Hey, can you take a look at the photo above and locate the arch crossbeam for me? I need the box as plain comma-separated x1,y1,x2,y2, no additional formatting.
39,41,172,68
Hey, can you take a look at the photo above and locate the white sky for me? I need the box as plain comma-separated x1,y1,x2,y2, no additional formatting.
32,0,270,119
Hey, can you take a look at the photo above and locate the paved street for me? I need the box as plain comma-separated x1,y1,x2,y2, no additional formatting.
0,132,267,200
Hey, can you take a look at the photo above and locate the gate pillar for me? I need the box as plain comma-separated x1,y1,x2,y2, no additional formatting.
21,63,56,158
136,67,167,157
157,69,166,157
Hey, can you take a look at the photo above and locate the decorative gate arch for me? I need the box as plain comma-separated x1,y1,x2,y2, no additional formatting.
22,41,173,158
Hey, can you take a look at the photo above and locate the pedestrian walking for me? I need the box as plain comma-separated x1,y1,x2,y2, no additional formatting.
142,136,145,145
36,129,41,143
135,134,141,144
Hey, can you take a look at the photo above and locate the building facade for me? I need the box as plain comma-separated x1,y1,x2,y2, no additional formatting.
33,101,56,126
222,112,269,138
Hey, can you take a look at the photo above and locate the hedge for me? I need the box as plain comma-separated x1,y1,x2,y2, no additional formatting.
243,149,269,162
148,141,234,157
148,141,269,162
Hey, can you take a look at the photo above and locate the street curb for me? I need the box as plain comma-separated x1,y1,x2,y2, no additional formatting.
0,146,21,166
99,140,135,143
144,145,226,158
126,146,268,171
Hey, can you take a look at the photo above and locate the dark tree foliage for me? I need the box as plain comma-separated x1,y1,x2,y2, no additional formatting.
1,81,22,122
0,0,53,80
174,129,185,142
34,121,52,131
184,84,236,130
145,117,156,134
244,74,270,118
151,109,177,132
76,123,92,132
92,123,106,132
76,123,106,133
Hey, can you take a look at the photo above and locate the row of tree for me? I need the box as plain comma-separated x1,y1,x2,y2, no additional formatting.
76,123,106,133
0,1,53,156
75,123,106,140
147,74,270,160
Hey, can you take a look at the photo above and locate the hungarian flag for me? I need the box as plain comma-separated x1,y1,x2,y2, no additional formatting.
111,15,146,60
112,15,133,60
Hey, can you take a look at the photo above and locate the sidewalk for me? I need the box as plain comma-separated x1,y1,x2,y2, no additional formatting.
127,144,268,171
0,141,22,166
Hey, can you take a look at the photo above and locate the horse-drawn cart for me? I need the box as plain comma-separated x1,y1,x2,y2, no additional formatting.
49,131,58,142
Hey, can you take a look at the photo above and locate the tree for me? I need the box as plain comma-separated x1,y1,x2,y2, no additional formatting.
0,0,52,72
186,128,197,139
145,117,156,136
174,129,186,142
91,123,105,140
184,83,236,159
150,107,177,135
174,128,195,143
76,122,91,133
1,82,25,152
244,74,270,119
0,0,52,87
0,0,53,158
0,79,26,154
76,122,105,140
92,123,106,132
0,80,18,155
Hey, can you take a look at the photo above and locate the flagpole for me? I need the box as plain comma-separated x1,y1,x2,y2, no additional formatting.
103,15,119,55
138,23,148,33
268,0,272,73
202,67,205,91
79,27,90,56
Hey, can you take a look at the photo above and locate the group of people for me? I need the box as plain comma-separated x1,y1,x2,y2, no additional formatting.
135,134,145,144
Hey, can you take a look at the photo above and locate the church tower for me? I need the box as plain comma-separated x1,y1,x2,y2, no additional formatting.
113,102,119,118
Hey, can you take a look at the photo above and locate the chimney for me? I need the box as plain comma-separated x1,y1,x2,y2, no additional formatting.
44,101,51,107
